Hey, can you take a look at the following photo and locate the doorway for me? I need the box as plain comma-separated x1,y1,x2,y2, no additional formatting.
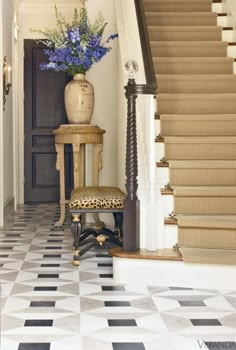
24,40,73,203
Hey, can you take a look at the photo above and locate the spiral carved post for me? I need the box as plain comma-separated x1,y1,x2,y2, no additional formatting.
123,76,140,252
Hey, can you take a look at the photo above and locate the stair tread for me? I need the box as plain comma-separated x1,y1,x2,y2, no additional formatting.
145,12,217,16
173,186,236,196
165,136,236,143
151,41,227,46
144,0,213,3
177,215,236,229
169,160,236,168
153,57,234,62
160,114,236,120
157,74,236,81
179,247,236,265
148,26,222,32
159,93,236,100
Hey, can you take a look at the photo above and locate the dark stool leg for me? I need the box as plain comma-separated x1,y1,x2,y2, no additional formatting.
71,214,82,266
113,212,124,239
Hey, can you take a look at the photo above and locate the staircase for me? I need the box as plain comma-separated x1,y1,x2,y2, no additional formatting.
144,0,236,264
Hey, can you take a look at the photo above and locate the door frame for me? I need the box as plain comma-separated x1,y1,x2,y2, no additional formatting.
0,0,4,225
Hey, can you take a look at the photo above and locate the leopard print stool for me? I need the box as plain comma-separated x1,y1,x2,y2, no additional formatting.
70,186,125,266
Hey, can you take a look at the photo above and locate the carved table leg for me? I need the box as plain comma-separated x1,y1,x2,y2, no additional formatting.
54,143,66,228
73,144,81,189
93,144,104,227
80,144,85,187
71,214,82,266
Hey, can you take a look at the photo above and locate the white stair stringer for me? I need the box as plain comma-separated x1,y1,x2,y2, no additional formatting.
113,256,236,290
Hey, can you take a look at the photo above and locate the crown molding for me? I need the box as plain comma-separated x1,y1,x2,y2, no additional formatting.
18,0,85,14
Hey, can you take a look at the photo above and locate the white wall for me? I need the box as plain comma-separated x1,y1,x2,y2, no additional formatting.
86,0,119,188
1,0,15,222
226,0,236,18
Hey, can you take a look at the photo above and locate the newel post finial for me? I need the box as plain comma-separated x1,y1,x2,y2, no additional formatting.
123,60,140,252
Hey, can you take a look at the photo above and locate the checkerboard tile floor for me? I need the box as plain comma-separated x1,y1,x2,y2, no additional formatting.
0,204,236,350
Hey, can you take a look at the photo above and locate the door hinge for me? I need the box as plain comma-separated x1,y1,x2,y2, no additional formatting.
23,176,25,184
23,134,25,143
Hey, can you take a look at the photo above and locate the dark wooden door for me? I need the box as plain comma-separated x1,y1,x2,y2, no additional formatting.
24,40,73,203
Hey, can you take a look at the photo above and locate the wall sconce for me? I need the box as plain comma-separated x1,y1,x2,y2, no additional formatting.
3,56,12,111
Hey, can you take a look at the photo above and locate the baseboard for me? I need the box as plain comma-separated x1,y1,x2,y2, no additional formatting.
3,197,15,226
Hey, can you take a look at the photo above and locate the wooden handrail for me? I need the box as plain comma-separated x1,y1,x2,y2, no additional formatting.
134,0,157,94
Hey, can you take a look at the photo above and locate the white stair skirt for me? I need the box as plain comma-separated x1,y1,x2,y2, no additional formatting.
113,257,236,290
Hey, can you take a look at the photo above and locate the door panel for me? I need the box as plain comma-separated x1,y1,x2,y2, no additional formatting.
24,40,73,203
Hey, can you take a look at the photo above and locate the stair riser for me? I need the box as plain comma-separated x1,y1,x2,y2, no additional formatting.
149,31,222,41
158,99,236,114
169,169,236,186
154,62,233,74
151,45,227,57
146,15,217,26
165,144,236,160
178,228,236,249
158,80,236,93
144,3,212,12
174,197,236,214
161,120,236,136
164,225,177,249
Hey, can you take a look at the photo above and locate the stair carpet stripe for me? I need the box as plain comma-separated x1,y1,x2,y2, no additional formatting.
153,57,234,75
157,75,236,94
146,0,236,264
160,114,236,136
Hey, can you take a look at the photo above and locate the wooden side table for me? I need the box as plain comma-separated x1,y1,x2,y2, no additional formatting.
53,125,105,227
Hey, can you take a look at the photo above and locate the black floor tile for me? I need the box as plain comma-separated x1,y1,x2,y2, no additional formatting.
191,319,222,326
47,240,63,243
5,234,21,237
24,320,53,327
179,301,206,307
205,342,236,350
0,254,8,258
102,286,125,291
38,274,59,279
49,234,64,237
45,247,62,250
30,301,55,307
10,229,25,232
108,319,137,327
43,254,61,258
170,287,193,290
113,343,145,350
100,274,113,278
98,263,113,267
2,240,17,243
18,343,50,350
105,301,130,307
0,247,13,250
96,254,111,258
41,264,60,267
34,287,57,291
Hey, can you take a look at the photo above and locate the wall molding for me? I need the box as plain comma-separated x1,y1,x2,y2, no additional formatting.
3,196,14,225
18,0,85,14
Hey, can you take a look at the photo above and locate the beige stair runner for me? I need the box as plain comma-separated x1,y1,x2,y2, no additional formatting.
145,0,236,264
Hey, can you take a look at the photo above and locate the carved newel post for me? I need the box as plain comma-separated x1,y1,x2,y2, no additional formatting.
123,60,140,252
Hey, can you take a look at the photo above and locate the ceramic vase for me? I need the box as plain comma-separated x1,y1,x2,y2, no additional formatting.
64,73,94,124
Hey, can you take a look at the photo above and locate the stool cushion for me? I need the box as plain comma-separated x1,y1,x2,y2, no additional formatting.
69,186,125,209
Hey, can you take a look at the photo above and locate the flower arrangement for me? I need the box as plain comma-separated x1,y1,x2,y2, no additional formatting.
31,7,118,76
